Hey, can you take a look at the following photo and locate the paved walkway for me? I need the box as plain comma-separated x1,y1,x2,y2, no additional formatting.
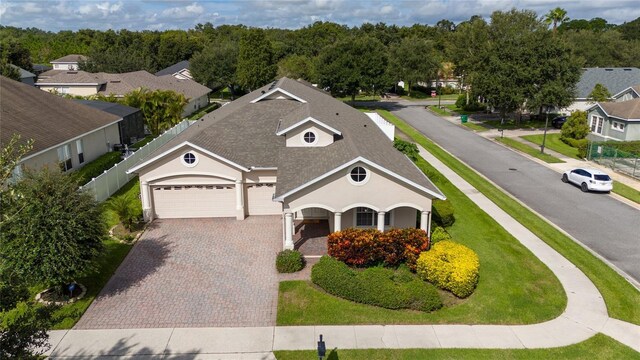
75,217,282,329
44,147,639,358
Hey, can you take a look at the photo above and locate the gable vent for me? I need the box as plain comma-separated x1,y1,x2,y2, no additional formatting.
605,68,613,71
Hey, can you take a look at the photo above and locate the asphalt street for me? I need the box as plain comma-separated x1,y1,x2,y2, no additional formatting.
390,104,640,284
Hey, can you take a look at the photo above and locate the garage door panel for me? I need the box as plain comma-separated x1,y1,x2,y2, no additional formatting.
153,185,236,218
246,184,281,215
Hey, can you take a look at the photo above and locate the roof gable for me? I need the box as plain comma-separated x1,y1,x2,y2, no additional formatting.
250,86,307,103
276,116,342,136
576,68,640,99
595,98,640,120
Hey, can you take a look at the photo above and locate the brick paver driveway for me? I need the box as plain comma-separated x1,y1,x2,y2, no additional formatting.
75,216,282,329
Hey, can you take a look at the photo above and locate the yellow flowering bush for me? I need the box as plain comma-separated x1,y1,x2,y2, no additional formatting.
416,240,479,298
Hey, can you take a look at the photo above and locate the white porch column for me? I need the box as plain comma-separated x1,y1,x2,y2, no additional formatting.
140,181,153,222
377,211,386,232
420,211,429,233
334,212,342,232
284,212,294,250
235,180,245,220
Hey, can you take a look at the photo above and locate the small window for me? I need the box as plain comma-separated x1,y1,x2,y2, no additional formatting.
76,140,84,164
57,144,72,172
350,166,367,183
181,152,198,167
355,207,390,227
302,131,317,145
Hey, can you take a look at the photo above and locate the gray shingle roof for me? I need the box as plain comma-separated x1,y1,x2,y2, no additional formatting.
155,60,190,76
132,77,444,199
1,76,120,157
74,99,140,118
598,98,640,120
576,68,640,99
50,54,87,63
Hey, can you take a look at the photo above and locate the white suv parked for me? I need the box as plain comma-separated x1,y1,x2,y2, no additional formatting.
562,168,613,193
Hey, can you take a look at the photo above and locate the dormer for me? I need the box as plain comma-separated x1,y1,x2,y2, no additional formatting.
277,116,342,147
251,86,307,103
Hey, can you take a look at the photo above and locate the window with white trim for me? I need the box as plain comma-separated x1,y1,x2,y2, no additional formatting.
355,207,390,227
590,115,604,134
57,144,72,171
611,121,625,132
181,152,198,167
76,139,84,164
302,131,317,145
349,166,368,183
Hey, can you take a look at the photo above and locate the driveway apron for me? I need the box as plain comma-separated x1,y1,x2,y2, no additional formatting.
75,216,282,329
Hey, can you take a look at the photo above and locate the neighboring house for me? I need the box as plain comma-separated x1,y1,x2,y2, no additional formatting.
1,76,122,174
9,64,36,86
565,68,640,113
32,64,53,75
35,70,211,116
155,60,192,80
74,100,145,145
612,85,640,102
127,77,445,250
586,98,640,142
50,54,87,70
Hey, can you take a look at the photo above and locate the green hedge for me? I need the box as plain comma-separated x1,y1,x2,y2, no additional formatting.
311,256,442,312
430,226,452,244
432,199,455,227
73,152,121,185
276,250,304,273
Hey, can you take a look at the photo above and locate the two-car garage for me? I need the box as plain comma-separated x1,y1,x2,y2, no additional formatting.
150,182,281,219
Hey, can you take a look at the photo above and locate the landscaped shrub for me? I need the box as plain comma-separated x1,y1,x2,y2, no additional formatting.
311,256,442,311
564,138,589,158
72,151,121,185
393,139,419,161
327,228,429,269
276,250,305,273
430,226,452,244
560,110,589,141
416,241,480,298
432,199,455,227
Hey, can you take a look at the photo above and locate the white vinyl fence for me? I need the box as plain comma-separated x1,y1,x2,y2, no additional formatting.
81,120,194,202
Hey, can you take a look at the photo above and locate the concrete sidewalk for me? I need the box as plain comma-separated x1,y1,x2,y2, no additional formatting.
44,146,639,359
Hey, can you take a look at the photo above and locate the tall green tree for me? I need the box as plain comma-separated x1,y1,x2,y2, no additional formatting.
544,7,569,32
317,35,389,101
0,168,106,291
190,42,239,93
387,37,440,96
123,88,187,136
588,83,612,102
277,54,316,82
236,29,276,91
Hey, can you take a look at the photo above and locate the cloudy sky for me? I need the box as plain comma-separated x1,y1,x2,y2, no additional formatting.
1,0,638,32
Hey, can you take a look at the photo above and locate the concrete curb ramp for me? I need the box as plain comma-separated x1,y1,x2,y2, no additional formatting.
45,146,639,358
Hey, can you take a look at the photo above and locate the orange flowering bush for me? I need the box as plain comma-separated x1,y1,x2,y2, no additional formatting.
328,228,429,269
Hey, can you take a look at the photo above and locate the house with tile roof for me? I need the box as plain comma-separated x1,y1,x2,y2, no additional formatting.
127,77,445,250
155,60,192,80
35,70,211,116
1,76,133,175
565,68,640,113
587,97,640,142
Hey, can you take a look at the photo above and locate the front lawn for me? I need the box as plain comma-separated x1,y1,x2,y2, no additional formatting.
427,106,450,117
278,153,566,325
496,137,565,163
521,133,580,159
612,181,640,204
463,122,489,132
274,334,638,360
375,109,640,325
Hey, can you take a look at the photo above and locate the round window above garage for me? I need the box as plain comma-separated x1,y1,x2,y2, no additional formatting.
348,166,369,185
302,130,317,145
181,152,198,167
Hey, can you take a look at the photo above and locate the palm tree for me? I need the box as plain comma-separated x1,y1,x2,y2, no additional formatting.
544,7,569,33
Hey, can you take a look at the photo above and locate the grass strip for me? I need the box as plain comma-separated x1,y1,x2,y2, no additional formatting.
496,137,565,163
521,133,580,159
376,109,640,324
612,181,640,204
463,122,489,132
274,334,638,360
427,106,450,117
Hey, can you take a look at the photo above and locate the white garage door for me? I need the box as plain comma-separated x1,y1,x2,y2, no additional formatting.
152,185,236,218
246,183,281,215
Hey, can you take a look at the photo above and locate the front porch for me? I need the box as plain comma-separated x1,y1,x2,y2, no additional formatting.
283,205,431,250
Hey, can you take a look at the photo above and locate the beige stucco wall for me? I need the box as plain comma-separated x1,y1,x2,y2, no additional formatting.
393,207,419,228
183,95,210,117
138,146,243,185
285,124,334,147
284,163,433,215
20,123,120,173
244,170,277,184
38,85,100,97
